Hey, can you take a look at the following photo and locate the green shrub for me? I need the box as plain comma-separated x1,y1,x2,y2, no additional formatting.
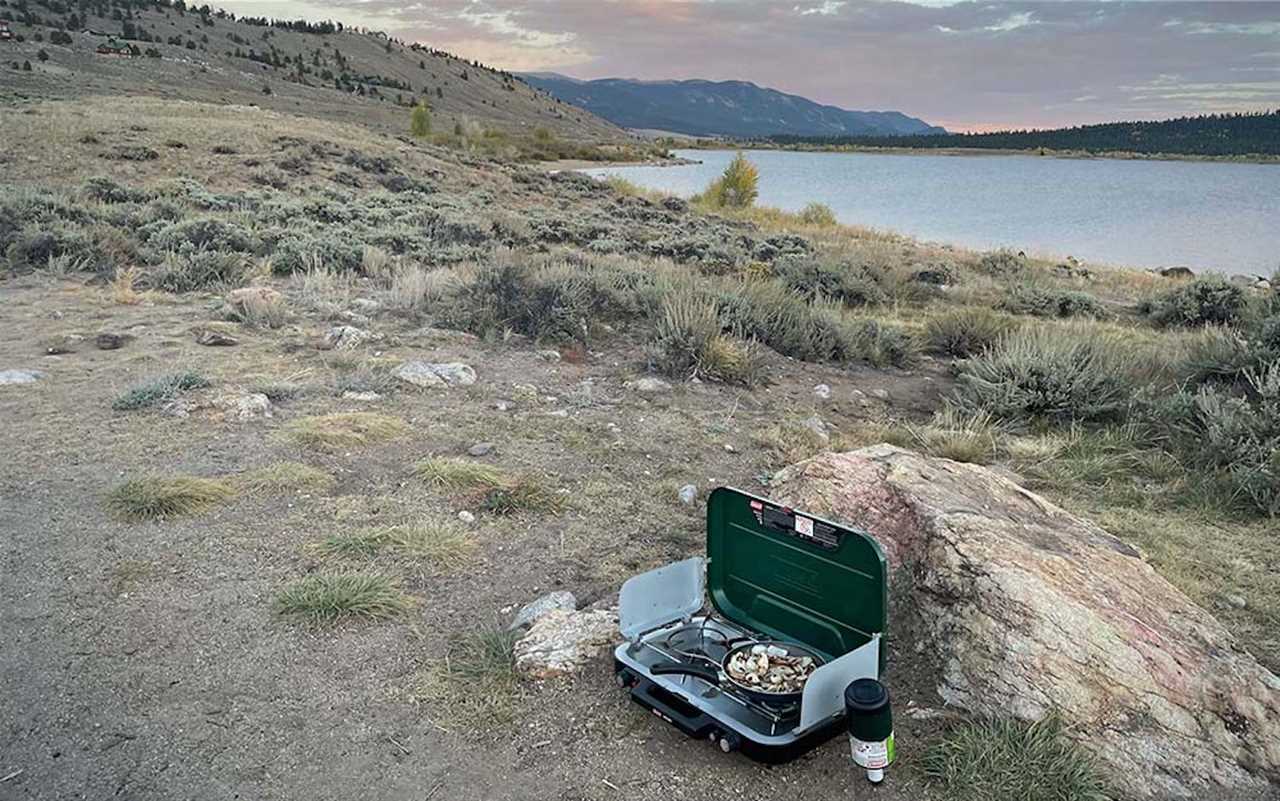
410,101,431,138
775,258,886,307
847,318,920,369
951,326,1137,423
1173,325,1261,386
149,217,254,253
923,715,1109,801
148,249,251,292
276,573,411,624
1147,275,1248,327
646,293,766,386
701,152,759,209
926,308,1019,357
999,286,1107,319
82,176,150,204
1141,365,1280,516
976,249,1027,277
270,232,363,274
798,202,837,226
107,476,236,521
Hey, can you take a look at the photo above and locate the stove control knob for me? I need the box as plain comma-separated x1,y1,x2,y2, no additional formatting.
717,732,741,754
615,670,634,689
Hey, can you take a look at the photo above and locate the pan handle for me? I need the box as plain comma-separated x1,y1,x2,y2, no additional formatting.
650,662,721,685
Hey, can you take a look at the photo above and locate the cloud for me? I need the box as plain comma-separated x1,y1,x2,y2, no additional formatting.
984,11,1035,33
796,1,847,16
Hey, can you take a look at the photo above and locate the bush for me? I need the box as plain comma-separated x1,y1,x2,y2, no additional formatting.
148,249,251,292
701,152,759,209
113,371,210,410
82,176,150,204
926,308,1019,357
999,286,1107,319
270,232,363,274
1147,275,1248,327
952,326,1137,423
646,294,765,386
149,217,254,253
847,318,920,369
976,249,1027,276
1141,365,1280,516
798,202,837,226
1173,325,1261,386
775,258,886,307
410,101,431,138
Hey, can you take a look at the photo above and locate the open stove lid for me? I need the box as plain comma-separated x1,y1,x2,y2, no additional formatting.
618,556,706,641
706,487,886,662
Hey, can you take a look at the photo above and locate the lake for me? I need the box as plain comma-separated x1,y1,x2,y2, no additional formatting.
585,149,1280,277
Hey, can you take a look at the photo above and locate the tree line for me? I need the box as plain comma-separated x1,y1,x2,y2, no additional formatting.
768,111,1280,158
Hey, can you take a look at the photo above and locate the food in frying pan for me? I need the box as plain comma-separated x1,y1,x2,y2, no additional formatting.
725,644,816,694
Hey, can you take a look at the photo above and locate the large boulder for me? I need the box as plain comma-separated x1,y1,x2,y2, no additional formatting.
770,445,1280,800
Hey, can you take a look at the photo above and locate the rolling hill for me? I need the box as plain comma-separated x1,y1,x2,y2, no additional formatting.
0,0,625,141
519,74,944,139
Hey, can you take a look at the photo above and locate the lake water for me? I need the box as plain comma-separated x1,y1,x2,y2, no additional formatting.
585,149,1280,276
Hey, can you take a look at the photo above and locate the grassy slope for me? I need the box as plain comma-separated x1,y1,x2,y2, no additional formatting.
0,0,624,142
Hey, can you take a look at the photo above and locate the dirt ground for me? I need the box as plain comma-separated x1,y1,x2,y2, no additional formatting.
0,270,953,800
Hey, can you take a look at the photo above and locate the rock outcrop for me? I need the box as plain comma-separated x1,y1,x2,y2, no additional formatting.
394,361,476,389
770,445,1280,800
513,608,617,680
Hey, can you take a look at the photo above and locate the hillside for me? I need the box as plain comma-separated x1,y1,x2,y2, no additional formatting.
0,0,626,143
769,110,1280,158
520,74,943,139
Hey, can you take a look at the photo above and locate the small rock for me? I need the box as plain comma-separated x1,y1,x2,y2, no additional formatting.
509,591,577,631
850,389,866,398
393,361,477,389
1158,266,1195,279
494,401,512,412
43,335,83,355
1225,594,1248,610
468,442,495,457
0,369,43,385
95,332,131,350
1256,279,1272,292
678,484,698,505
350,298,381,315
813,383,831,400
511,383,539,402
457,510,476,524
227,286,283,311
629,376,671,394
341,390,381,401
215,392,273,420
513,608,618,679
802,415,830,442
724,444,738,453
869,388,890,401
536,349,562,363
195,329,239,347
323,325,368,351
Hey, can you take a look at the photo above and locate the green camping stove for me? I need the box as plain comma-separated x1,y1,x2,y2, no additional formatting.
613,487,887,763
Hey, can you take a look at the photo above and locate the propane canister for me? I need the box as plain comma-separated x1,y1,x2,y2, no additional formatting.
844,678,894,783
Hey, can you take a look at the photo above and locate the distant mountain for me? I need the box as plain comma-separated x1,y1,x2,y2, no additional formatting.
520,74,944,139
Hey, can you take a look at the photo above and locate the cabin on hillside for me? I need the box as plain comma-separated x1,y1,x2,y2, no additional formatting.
0,21,14,41
96,36,133,56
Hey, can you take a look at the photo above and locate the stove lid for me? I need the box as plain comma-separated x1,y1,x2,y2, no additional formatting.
618,556,706,641
706,487,886,661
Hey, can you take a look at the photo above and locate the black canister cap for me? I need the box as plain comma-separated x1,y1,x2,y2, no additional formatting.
845,678,889,713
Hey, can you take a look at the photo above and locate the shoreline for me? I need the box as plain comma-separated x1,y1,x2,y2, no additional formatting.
539,155,700,171
677,142,1280,165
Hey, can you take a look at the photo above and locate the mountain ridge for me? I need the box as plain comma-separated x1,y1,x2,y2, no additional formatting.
520,73,945,138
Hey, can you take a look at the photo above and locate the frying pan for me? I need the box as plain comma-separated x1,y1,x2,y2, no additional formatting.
650,639,824,704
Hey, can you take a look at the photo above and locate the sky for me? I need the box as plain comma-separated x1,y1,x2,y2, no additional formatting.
212,1,1280,131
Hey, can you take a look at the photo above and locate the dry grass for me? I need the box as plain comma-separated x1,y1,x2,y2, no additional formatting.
110,266,142,305
414,623,522,726
316,522,478,571
279,413,410,449
234,461,336,494
414,458,509,490
275,573,412,625
106,476,236,521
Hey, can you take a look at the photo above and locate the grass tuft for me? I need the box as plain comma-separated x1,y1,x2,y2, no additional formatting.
112,370,209,411
416,623,521,726
414,457,508,490
923,714,1109,801
276,573,411,625
280,413,410,449
107,476,235,521
317,522,477,570
235,461,336,494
